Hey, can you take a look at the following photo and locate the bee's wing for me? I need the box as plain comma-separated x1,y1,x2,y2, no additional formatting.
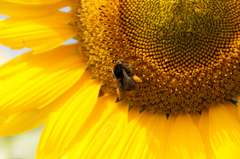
121,68,136,91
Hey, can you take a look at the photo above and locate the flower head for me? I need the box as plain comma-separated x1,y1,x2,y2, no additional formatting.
1,0,240,158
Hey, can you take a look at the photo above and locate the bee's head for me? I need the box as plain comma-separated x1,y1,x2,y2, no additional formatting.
117,61,123,65
111,61,125,80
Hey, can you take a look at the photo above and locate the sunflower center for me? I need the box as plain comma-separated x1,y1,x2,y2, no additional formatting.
118,0,224,73
76,0,240,114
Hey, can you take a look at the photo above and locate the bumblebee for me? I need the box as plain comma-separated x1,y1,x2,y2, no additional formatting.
112,61,142,98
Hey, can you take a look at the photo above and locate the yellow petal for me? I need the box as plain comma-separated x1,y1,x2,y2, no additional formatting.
3,0,66,4
0,105,52,137
99,111,168,159
0,0,74,17
224,101,240,123
166,113,177,135
198,108,216,159
190,111,201,126
36,77,102,159
128,105,140,123
239,105,240,121
62,96,128,159
0,44,87,116
238,96,240,119
209,103,240,158
166,113,206,159
0,11,76,53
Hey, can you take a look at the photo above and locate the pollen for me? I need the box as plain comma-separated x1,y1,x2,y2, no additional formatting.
76,0,240,114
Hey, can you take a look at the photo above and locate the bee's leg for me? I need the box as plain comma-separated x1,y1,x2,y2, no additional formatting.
128,64,132,72
123,63,132,73
99,86,108,97
117,80,128,92
132,75,142,83
112,70,116,79
117,87,124,99
117,87,120,94
127,89,136,94
128,64,132,68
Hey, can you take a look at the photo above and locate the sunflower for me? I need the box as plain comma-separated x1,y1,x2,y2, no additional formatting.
1,0,240,158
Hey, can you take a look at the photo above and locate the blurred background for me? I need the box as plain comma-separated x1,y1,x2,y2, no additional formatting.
0,7,76,159
0,126,44,159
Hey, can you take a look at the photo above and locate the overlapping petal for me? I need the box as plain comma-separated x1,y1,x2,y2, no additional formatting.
36,72,102,159
198,108,216,159
199,103,240,159
224,101,240,123
238,96,240,118
209,103,240,158
166,113,206,159
128,106,140,123
62,96,128,159
190,111,201,126
0,105,52,137
97,110,168,159
0,0,74,17
3,0,66,5
0,11,75,53
0,44,87,116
